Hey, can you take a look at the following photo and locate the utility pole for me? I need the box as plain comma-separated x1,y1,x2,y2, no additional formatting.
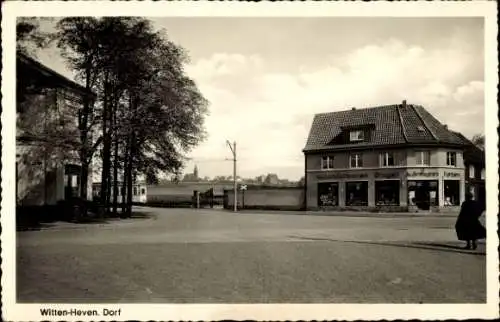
226,140,237,212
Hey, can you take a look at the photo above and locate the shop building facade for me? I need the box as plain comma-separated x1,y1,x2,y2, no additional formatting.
303,101,468,212
453,132,486,208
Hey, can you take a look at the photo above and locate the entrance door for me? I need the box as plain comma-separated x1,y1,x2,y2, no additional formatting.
408,180,438,210
64,164,81,200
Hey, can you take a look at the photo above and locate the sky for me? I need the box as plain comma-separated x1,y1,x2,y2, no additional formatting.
34,17,485,181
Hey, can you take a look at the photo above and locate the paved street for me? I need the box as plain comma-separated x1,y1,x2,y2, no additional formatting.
17,207,486,303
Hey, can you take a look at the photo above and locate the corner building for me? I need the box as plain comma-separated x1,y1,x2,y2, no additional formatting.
303,101,468,212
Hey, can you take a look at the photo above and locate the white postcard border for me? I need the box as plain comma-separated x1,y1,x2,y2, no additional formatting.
2,1,498,321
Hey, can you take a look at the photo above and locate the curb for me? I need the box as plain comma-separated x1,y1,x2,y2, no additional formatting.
232,209,458,218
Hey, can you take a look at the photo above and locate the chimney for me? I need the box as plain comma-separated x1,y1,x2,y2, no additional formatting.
402,100,407,108
444,124,448,130
351,107,356,111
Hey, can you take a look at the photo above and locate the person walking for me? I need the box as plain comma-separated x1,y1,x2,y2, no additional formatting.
455,192,486,249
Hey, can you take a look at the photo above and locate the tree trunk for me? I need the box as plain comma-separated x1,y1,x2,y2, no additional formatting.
121,140,129,216
79,64,92,200
122,92,132,217
125,134,134,217
80,162,89,200
111,94,119,215
100,75,112,214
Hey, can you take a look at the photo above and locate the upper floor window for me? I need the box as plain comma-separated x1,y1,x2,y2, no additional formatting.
350,153,363,168
349,130,364,142
321,156,334,170
481,168,485,180
446,152,457,167
380,152,395,167
416,151,430,166
469,165,475,179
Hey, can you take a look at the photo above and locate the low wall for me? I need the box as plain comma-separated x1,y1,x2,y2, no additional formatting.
148,183,232,196
225,187,305,211
146,194,193,208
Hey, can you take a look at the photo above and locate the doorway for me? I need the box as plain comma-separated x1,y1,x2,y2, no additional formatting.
408,180,438,210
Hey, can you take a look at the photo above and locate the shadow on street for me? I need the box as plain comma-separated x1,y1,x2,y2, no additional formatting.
16,211,156,232
290,236,486,256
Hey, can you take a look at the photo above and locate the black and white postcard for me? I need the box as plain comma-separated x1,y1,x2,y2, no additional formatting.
1,1,498,321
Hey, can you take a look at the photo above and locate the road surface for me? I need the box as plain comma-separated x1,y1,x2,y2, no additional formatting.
17,207,486,303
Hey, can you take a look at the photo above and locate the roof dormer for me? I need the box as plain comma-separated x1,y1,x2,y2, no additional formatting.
349,129,365,142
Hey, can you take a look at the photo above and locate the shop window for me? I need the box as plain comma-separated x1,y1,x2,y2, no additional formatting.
321,156,334,170
375,180,400,206
318,182,339,206
349,130,364,142
469,165,475,179
416,151,430,166
380,152,395,167
346,181,368,206
446,152,457,167
407,180,438,209
444,180,460,206
350,153,363,168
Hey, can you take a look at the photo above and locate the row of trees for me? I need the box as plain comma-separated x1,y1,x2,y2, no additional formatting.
168,171,304,187
18,17,208,217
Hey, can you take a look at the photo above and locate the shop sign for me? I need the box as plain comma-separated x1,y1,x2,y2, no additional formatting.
317,172,368,180
444,171,461,178
374,172,400,179
407,170,439,178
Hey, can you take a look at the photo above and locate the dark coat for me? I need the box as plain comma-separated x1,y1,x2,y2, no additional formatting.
455,200,486,241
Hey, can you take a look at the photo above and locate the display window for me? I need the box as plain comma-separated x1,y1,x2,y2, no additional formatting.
318,182,339,206
444,180,460,206
346,181,368,206
375,180,400,206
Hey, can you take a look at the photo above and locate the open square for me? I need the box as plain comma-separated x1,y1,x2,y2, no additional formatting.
17,207,486,303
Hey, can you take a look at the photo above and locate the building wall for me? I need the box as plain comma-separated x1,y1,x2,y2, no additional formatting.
305,146,465,211
225,188,304,210
17,85,89,206
306,148,407,170
464,159,486,205
92,182,148,204
406,148,464,167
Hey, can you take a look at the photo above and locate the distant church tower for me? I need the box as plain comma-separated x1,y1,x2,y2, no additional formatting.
193,165,199,180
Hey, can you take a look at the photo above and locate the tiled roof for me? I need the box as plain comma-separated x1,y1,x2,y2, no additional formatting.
304,102,466,152
17,52,95,98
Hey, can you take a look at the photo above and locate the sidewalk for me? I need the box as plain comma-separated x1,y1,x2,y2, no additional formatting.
235,209,458,218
